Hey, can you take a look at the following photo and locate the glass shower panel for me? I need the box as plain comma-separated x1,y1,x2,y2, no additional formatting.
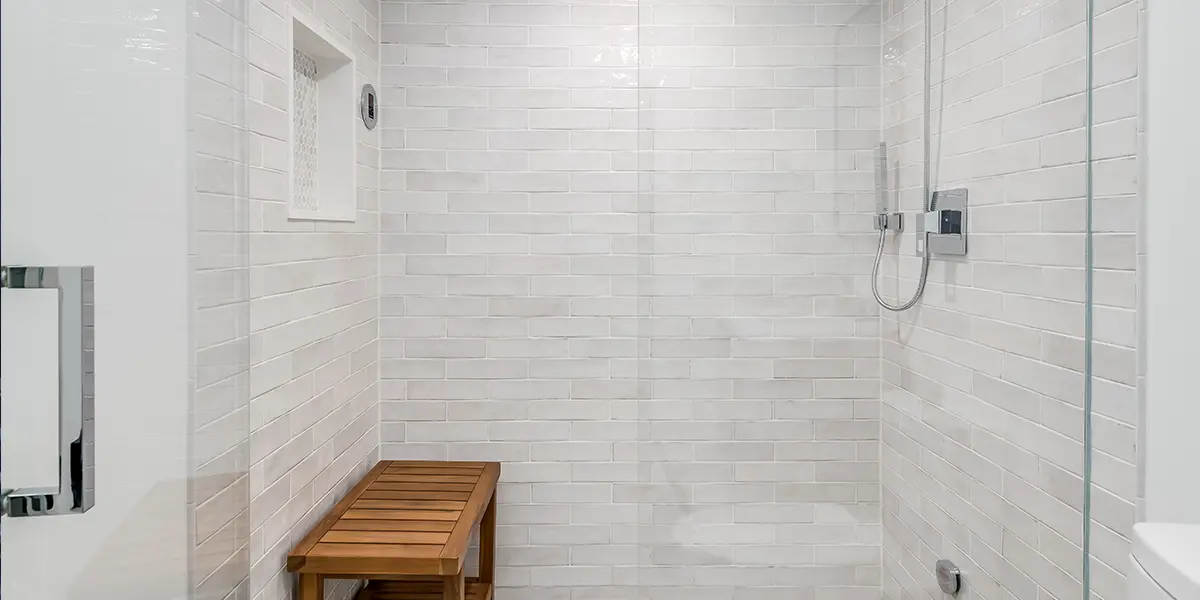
1084,0,1142,597
636,0,884,596
878,0,1095,599
0,0,252,597
190,0,252,597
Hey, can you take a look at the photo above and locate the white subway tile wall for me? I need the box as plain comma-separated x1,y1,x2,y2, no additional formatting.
877,0,1138,599
189,0,1138,596
380,0,883,596
190,0,382,599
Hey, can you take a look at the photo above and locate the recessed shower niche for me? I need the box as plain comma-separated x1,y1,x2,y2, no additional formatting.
288,10,356,222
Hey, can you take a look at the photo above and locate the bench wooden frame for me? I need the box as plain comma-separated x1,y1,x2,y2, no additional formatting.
287,461,500,600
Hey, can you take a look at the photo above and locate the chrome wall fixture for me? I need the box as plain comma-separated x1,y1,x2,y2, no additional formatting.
0,265,95,517
936,559,962,595
360,84,378,130
920,188,969,257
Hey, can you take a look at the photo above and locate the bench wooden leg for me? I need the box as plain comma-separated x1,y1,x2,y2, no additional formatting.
479,491,497,584
444,571,465,600
298,574,323,600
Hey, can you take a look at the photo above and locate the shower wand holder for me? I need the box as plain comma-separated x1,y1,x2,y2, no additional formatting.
873,213,903,231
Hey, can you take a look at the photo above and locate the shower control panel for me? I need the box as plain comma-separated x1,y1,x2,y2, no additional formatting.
918,188,968,256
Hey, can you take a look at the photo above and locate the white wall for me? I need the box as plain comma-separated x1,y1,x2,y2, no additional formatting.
1,0,192,598
241,1,382,599
378,1,883,596
1142,0,1200,525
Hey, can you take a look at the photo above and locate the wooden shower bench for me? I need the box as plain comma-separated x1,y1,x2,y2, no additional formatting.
287,460,500,600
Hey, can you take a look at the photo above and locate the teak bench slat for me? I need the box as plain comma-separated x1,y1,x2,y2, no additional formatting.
331,520,456,533
288,460,500,600
360,491,473,501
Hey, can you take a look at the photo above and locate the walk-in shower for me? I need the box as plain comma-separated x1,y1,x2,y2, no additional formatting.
372,0,1130,596
0,0,1137,597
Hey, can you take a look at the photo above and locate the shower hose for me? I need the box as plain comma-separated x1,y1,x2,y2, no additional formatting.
871,0,934,313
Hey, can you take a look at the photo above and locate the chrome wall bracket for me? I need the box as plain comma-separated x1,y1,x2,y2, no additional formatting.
1,265,95,517
874,213,904,231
